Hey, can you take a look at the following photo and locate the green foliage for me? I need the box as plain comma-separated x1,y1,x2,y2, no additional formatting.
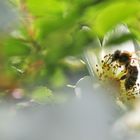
83,0,140,37
1,0,140,102
26,0,66,16
93,1,140,36
4,38,31,56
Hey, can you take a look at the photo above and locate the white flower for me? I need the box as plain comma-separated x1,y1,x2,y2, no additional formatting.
83,24,140,104
73,24,140,139
112,101,140,139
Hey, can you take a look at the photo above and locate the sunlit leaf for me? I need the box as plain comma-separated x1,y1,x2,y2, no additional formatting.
88,1,140,36
26,0,67,16
26,0,85,39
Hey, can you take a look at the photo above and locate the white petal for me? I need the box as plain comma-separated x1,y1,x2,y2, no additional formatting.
74,76,125,139
75,76,121,111
102,24,130,46
102,24,135,54
84,38,102,78
112,105,140,139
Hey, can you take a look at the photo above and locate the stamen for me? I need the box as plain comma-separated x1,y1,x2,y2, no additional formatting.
94,50,140,102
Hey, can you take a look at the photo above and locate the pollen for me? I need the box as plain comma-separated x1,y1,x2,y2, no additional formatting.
95,52,140,102
95,54,122,81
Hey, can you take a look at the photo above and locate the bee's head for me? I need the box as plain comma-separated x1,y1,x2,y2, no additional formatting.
111,50,121,62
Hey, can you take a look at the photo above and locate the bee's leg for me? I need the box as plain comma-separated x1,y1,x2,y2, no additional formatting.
120,75,127,80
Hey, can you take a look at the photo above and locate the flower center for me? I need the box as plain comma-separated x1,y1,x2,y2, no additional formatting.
95,52,140,102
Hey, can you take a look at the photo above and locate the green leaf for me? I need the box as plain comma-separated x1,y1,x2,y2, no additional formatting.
50,68,67,88
90,1,140,36
26,0,81,39
35,13,78,39
26,0,67,16
31,86,53,104
4,38,30,56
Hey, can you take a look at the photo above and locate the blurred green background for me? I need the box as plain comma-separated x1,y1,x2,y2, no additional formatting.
1,0,140,102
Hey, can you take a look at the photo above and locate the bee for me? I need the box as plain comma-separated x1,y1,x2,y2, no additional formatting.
95,49,139,90
120,65,138,90
99,50,132,76
110,50,139,91
95,50,132,80
110,50,132,68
